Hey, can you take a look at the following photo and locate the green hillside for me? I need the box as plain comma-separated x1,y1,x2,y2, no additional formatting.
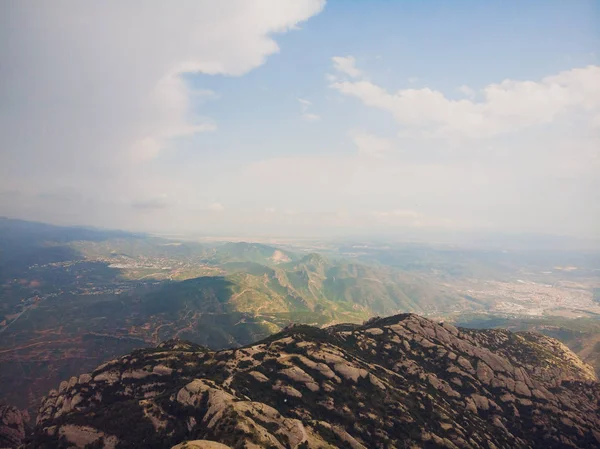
139,251,479,335
0,218,483,415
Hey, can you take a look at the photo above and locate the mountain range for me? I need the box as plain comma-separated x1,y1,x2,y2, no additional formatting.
0,219,470,416
1,217,599,440
7,313,599,448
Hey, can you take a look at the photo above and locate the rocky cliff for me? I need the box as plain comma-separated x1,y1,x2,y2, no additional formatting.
0,405,28,448
25,314,600,448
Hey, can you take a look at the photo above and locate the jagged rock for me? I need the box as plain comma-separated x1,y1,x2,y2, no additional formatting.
248,370,269,382
92,370,120,383
369,373,386,390
26,313,600,449
457,356,474,372
172,442,232,449
476,361,494,385
67,377,78,389
58,424,118,449
294,354,337,380
78,373,92,384
471,394,490,411
153,364,174,376
121,369,152,379
280,366,315,385
58,381,69,394
514,381,532,397
175,379,328,448
332,361,368,382
0,405,28,448
272,380,303,398
500,393,516,403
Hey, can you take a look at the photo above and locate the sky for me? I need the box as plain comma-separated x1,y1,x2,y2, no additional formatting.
1,0,599,239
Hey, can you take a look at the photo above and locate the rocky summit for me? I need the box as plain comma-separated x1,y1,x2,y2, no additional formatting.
23,314,600,449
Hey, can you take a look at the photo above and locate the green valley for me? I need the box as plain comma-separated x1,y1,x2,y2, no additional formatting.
1,218,599,417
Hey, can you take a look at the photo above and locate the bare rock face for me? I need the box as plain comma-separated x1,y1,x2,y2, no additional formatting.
172,441,232,449
28,314,600,448
0,405,28,448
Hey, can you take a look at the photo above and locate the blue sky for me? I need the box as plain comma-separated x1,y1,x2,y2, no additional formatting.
1,1,598,238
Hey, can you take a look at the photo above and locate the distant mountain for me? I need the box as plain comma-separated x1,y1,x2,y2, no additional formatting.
145,251,476,334
25,314,600,448
210,241,298,266
0,217,139,245
9,217,595,428
0,219,476,418
0,218,137,279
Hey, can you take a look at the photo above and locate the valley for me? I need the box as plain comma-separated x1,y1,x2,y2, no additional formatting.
1,218,599,418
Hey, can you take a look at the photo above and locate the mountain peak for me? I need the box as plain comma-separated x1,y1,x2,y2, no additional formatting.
301,252,326,263
215,242,296,266
294,253,328,272
156,339,208,352
26,313,600,448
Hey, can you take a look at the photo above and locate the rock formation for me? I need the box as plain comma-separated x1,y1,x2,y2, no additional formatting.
0,405,28,448
25,314,600,448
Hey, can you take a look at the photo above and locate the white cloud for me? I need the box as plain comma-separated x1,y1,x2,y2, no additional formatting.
458,85,475,98
297,98,312,108
371,209,452,228
302,113,321,122
330,64,600,139
206,202,225,212
332,55,362,78
242,118,599,237
265,207,277,213
131,194,170,210
1,3,597,238
353,133,392,158
298,97,320,121
0,1,326,204
130,121,217,161
372,209,420,219
190,89,222,105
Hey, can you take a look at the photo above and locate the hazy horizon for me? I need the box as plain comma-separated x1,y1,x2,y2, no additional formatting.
1,1,599,239
3,215,600,254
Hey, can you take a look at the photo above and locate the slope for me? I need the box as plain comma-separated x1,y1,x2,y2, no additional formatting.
27,314,600,449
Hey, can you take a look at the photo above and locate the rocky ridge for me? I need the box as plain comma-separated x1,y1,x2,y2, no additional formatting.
0,406,28,449
26,314,600,448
